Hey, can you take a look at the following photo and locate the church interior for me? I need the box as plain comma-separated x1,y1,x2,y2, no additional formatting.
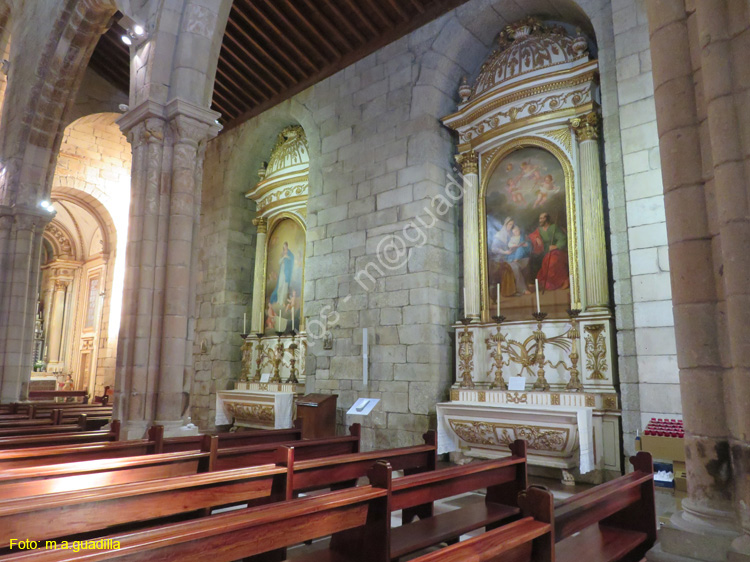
0,0,747,560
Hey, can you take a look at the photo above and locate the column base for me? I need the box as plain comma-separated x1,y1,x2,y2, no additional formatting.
647,504,741,562
729,535,750,561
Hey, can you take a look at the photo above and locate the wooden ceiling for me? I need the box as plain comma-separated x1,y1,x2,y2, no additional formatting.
89,0,470,130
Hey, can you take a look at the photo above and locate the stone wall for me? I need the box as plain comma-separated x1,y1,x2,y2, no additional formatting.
192,0,681,452
611,0,681,441
52,113,131,394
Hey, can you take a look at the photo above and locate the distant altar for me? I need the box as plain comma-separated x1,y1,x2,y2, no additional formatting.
439,19,620,481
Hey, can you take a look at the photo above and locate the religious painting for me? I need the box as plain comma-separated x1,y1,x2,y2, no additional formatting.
485,146,571,319
264,217,305,335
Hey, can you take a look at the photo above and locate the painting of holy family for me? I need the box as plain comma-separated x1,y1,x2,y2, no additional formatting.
485,146,571,319
264,218,305,335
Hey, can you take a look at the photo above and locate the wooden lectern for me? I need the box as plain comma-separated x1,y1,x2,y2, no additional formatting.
295,393,338,439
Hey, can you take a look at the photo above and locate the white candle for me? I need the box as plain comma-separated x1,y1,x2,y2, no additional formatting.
243,313,246,334
463,287,467,318
291,306,295,331
496,284,500,316
277,312,281,332
535,279,541,314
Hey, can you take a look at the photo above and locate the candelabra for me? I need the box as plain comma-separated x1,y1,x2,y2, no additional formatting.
239,334,253,382
271,332,285,383
489,315,507,390
286,330,299,384
565,309,583,391
458,317,475,389
532,311,550,391
253,333,265,382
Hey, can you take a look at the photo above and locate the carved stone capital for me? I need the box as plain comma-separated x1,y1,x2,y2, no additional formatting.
252,217,267,233
570,112,599,142
455,150,479,175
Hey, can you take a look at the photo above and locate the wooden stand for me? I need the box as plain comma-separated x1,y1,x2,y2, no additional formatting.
295,394,338,439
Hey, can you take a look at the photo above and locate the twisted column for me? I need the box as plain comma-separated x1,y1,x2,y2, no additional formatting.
250,217,267,334
571,113,609,310
456,150,480,320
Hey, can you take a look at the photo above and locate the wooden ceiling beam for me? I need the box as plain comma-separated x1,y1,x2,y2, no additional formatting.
219,48,278,99
262,0,330,64
210,97,235,121
214,63,263,105
361,0,394,28
385,0,408,20
222,25,288,90
410,0,426,14
212,85,245,116
283,0,341,59
231,3,308,79
300,0,353,51
343,0,380,37
322,0,367,45
245,1,319,72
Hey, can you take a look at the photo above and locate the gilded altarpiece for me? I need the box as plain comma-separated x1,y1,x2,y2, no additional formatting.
216,126,309,430
439,19,620,481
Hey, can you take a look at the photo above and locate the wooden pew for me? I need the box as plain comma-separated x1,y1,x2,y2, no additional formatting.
407,486,555,562
0,437,217,500
0,461,291,550
27,390,89,403
283,429,437,497
0,466,391,562
214,424,363,470
554,452,656,562
0,421,120,451
154,425,304,453
383,440,527,561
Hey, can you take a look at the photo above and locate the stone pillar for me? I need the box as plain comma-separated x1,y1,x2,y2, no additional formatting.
250,217,267,334
571,113,609,310
115,99,220,438
46,278,69,365
456,150,480,320
0,206,50,402
646,1,750,560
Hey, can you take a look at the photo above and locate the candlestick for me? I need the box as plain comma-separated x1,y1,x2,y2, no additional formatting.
535,279,540,314
565,309,583,392
271,331,284,383
490,314,507,390
463,287,467,318
496,284,500,317
243,313,247,335
286,331,299,384
532,311,549,391
291,306,295,332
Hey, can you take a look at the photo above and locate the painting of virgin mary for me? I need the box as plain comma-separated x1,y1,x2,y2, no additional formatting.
264,218,305,334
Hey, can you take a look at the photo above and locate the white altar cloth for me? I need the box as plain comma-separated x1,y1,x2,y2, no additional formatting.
215,390,295,429
436,401,595,473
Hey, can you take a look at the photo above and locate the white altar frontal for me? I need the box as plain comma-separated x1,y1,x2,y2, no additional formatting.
439,19,621,482
216,386,297,430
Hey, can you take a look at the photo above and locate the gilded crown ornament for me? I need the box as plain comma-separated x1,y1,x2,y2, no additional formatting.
458,76,472,103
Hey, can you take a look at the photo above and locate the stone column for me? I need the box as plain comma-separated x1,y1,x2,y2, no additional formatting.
0,206,50,402
456,150,480,320
115,99,220,438
46,278,69,365
250,217,267,334
571,113,609,310
646,1,749,560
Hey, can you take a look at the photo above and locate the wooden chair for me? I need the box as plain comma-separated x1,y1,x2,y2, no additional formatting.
554,452,656,562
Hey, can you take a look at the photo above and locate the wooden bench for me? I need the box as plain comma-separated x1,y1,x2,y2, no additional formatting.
154,425,304,453
0,460,291,550
283,429,437,498
0,466,391,562
554,452,656,562
0,421,120,452
27,390,89,403
0,437,217,500
406,486,555,562
383,440,527,561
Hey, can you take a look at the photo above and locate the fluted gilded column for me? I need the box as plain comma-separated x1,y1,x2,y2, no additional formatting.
571,113,609,310
456,150,480,320
250,217,267,334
